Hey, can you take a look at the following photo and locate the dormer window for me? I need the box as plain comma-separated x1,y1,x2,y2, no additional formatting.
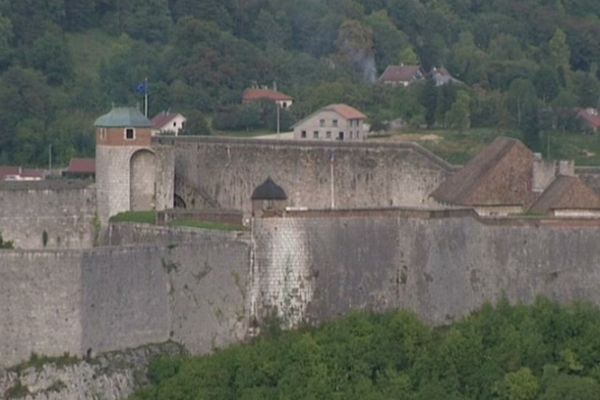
125,128,135,140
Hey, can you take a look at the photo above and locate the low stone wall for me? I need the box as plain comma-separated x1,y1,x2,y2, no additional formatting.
0,180,96,249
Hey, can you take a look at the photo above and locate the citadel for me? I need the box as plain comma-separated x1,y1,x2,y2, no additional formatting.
3,104,600,379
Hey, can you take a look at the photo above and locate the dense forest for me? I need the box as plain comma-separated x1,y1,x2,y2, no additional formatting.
131,299,600,399
2,0,600,165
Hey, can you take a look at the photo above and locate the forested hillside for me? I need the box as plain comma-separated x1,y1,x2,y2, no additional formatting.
132,299,600,399
2,0,600,165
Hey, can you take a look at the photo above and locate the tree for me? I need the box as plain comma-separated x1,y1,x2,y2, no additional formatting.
548,29,571,69
420,78,438,128
446,90,471,131
181,110,211,135
0,232,14,249
335,19,376,82
495,368,539,400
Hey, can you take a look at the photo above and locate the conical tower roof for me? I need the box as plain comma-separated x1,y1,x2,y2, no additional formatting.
94,106,152,128
251,177,287,200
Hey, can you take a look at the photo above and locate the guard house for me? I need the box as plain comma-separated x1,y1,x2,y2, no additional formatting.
251,177,288,217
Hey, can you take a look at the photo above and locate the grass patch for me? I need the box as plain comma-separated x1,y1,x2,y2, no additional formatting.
110,211,157,224
168,219,243,231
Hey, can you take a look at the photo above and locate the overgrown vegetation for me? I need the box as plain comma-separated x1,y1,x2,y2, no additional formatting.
0,231,13,249
4,1,600,165
132,299,600,400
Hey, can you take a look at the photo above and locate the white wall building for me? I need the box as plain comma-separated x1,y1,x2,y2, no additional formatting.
292,104,367,141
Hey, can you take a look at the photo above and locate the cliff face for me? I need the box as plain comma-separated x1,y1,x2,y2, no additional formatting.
0,342,184,400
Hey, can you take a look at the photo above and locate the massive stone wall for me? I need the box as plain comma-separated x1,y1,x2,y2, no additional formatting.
252,210,600,326
154,137,454,212
0,224,251,368
0,180,96,249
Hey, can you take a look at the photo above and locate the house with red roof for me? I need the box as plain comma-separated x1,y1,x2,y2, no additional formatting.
242,88,293,109
0,166,44,181
151,111,187,136
62,158,95,179
378,65,424,87
577,108,600,133
292,104,368,141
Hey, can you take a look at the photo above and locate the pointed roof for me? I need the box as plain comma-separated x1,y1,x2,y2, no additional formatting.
251,177,287,200
431,137,534,206
94,107,152,128
242,88,293,102
378,65,423,83
529,175,600,213
151,112,183,129
292,103,366,129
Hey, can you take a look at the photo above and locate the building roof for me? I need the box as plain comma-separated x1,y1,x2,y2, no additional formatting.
431,137,533,206
242,88,293,102
292,103,367,129
251,177,287,200
66,158,95,174
94,107,152,128
378,65,423,83
577,109,600,129
0,166,44,180
151,112,184,130
529,175,600,213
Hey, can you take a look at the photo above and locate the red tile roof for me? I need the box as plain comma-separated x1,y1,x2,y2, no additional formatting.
0,166,44,180
577,109,600,129
378,65,424,83
67,158,95,174
242,88,293,102
322,104,367,120
151,112,180,129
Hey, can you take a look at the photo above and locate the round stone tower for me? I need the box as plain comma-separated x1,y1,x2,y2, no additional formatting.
95,106,156,224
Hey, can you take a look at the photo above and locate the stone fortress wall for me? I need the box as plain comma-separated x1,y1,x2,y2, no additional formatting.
252,209,600,327
5,137,600,372
155,136,455,212
0,180,97,249
0,224,251,368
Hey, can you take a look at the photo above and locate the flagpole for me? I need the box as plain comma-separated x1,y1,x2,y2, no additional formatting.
144,77,148,117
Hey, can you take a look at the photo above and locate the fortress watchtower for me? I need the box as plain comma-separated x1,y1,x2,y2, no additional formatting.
95,106,157,224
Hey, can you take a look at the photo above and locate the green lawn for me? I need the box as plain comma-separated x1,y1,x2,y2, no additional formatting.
109,211,157,224
168,219,244,231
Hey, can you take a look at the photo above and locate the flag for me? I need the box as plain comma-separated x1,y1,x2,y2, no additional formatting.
135,81,148,95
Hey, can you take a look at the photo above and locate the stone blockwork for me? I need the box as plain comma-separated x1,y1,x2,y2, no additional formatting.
0,224,251,369
252,210,600,326
0,180,96,249
154,137,454,213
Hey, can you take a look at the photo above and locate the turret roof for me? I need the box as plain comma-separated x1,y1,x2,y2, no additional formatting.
251,177,287,200
94,107,152,128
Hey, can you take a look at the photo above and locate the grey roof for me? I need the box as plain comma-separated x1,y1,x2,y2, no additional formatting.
251,177,287,200
94,107,152,128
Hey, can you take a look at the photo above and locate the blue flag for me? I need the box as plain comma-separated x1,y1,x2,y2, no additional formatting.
135,81,148,95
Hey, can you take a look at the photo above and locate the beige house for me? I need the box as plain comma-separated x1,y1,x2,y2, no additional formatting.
292,104,367,141
151,112,186,136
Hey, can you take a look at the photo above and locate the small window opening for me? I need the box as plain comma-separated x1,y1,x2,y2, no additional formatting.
125,128,135,140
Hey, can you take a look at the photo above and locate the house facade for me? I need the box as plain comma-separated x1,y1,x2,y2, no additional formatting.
242,88,293,109
151,112,186,136
292,104,367,141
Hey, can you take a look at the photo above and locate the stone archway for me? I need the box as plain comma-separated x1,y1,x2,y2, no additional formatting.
130,149,156,211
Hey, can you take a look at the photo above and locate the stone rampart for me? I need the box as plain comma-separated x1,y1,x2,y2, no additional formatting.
154,136,454,212
0,224,251,368
0,180,96,249
252,211,600,326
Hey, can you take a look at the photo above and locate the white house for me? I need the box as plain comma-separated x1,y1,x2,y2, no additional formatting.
292,104,367,141
151,112,187,136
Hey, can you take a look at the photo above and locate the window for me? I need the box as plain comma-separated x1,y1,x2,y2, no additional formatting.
320,119,325,127
100,128,107,140
173,121,177,127
301,130,307,138
333,119,338,127
125,128,135,140
313,131,319,139
326,131,331,139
